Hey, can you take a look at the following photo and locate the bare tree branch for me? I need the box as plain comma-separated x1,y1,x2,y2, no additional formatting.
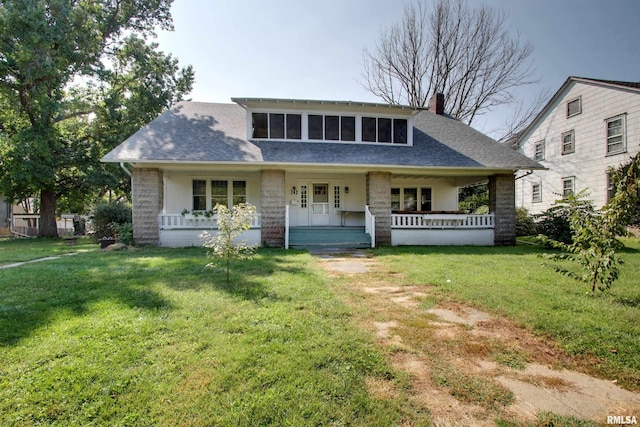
362,0,538,127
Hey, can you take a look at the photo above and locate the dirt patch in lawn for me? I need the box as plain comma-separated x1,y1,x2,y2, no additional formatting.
315,251,640,426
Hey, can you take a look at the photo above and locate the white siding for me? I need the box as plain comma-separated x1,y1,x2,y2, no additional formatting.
516,81,640,214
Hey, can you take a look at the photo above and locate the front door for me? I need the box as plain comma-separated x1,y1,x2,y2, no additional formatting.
311,183,330,225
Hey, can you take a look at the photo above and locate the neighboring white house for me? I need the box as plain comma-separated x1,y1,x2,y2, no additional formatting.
515,77,640,214
102,94,542,248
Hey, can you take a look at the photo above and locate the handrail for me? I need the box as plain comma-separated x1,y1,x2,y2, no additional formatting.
365,205,375,248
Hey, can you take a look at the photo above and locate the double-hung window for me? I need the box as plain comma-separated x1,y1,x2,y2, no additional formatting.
562,177,574,199
567,97,581,118
532,183,542,203
561,130,575,155
192,179,247,210
606,115,626,155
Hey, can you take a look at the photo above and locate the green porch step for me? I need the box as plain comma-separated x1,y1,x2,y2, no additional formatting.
288,227,371,249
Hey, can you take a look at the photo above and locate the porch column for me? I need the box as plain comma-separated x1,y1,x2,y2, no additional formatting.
366,172,391,246
132,168,163,246
489,174,516,246
261,170,285,247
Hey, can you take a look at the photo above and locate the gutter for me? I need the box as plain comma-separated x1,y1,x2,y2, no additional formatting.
120,162,132,178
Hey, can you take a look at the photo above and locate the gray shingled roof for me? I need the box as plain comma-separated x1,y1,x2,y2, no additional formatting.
102,101,543,170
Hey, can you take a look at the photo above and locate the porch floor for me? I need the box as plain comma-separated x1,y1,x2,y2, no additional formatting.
289,226,371,249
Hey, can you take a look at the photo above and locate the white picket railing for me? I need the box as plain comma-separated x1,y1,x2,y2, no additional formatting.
159,213,261,229
365,205,376,248
391,213,494,229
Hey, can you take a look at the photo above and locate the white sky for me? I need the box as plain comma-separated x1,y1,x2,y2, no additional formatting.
154,0,640,139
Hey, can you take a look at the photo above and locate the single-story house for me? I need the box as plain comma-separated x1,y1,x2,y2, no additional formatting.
102,94,543,248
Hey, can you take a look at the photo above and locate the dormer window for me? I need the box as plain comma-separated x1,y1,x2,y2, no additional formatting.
237,98,419,146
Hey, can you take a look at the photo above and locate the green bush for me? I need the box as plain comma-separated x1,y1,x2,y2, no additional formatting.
91,202,132,242
535,192,594,244
515,208,536,236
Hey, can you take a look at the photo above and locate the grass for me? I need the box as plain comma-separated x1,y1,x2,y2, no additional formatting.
0,237,98,265
375,239,640,391
0,241,428,426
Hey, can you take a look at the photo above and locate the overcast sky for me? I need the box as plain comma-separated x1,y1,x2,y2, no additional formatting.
154,0,640,138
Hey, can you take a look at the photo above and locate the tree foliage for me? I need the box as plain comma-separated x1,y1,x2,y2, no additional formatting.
362,0,538,136
200,204,258,286
0,0,194,237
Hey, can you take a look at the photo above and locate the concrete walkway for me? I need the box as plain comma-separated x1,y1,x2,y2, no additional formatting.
0,253,78,270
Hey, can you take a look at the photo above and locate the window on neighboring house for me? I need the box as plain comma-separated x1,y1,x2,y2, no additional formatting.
567,97,581,117
562,130,575,155
192,180,207,211
607,173,615,203
532,183,542,203
562,177,574,199
252,112,302,139
606,115,626,155
534,140,545,161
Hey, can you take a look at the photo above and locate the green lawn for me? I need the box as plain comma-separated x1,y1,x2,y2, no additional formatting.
0,241,426,426
1,237,639,425
375,239,640,391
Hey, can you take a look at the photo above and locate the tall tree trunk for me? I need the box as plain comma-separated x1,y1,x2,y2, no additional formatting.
39,189,58,238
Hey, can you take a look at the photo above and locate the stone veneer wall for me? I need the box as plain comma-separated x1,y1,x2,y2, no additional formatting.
489,174,516,246
261,170,285,247
366,172,391,246
132,168,163,245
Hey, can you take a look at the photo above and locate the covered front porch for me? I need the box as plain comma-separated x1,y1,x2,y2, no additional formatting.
138,167,515,248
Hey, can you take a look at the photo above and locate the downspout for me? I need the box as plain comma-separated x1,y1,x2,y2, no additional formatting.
120,162,132,178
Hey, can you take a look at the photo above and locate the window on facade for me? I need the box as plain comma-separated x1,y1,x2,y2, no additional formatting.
325,115,340,140
567,97,581,117
300,185,308,208
534,140,545,161
391,188,401,210
341,116,355,141
286,114,302,139
362,117,377,142
606,115,625,155
308,115,323,140
532,183,542,203
561,130,575,155
334,186,341,208
269,113,285,139
391,187,432,211
393,119,408,144
192,180,207,211
252,112,301,139
233,181,246,205
378,118,392,143
421,188,432,211
211,180,228,207
562,177,574,199
251,113,268,138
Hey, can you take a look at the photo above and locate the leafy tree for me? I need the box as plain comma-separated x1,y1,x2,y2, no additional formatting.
201,204,258,286
538,193,623,295
362,0,542,140
458,182,488,213
608,153,640,227
0,0,193,237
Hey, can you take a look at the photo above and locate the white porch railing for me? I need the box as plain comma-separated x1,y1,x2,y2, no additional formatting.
159,213,262,229
365,205,376,248
391,213,494,229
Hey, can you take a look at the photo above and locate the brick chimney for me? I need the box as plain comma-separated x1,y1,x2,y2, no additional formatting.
429,92,444,115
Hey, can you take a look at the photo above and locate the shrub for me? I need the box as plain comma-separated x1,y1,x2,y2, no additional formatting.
515,208,536,236
91,202,132,242
110,222,134,245
536,192,595,244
